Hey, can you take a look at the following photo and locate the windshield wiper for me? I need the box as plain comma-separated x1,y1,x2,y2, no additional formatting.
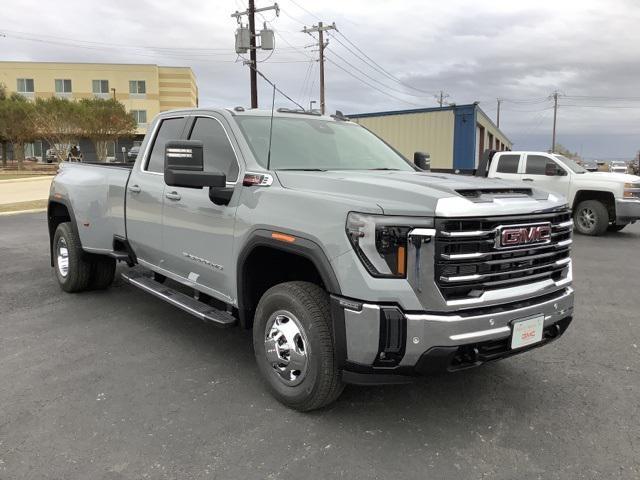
368,167,402,171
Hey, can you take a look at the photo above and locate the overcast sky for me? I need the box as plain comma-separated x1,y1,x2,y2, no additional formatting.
1,0,639,159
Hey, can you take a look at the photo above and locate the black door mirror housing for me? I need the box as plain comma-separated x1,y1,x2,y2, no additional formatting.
414,151,431,171
164,140,226,188
545,162,563,176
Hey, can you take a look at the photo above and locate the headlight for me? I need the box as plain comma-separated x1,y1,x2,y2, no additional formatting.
623,183,640,199
346,212,433,278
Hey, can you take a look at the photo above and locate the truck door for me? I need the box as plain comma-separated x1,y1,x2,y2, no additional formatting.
522,154,571,198
491,153,523,181
126,116,187,268
161,114,242,304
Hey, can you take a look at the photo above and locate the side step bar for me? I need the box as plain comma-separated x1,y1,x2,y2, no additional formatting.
121,270,237,328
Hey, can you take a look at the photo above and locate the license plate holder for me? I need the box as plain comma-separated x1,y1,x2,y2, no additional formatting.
511,315,544,350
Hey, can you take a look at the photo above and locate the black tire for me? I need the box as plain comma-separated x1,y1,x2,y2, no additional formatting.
573,200,609,236
253,281,344,411
53,222,92,293
88,255,116,290
607,223,627,232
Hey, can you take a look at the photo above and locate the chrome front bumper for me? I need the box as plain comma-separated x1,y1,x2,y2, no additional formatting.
335,286,574,376
616,198,640,223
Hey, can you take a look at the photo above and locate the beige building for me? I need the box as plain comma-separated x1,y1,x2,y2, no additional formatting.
0,61,198,136
349,103,511,172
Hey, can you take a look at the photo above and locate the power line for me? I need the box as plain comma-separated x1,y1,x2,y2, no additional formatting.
248,63,305,110
324,55,424,108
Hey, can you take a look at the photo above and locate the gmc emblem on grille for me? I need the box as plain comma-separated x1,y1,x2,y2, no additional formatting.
496,223,552,249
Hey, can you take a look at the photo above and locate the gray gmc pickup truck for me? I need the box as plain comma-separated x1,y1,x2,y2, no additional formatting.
48,108,574,411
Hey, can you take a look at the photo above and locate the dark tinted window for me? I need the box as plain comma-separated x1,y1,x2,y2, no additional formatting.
526,155,552,175
189,117,239,181
146,118,185,173
496,154,520,174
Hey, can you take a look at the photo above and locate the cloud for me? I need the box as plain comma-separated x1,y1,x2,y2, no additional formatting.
1,0,638,157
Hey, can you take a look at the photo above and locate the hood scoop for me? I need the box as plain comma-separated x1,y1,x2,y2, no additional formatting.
456,188,533,203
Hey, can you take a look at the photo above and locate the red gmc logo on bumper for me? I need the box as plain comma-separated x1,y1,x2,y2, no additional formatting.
497,223,552,248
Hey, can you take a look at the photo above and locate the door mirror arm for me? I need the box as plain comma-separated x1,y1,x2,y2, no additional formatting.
209,186,234,206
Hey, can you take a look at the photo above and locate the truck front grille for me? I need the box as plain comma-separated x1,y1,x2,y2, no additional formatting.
434,210,572,301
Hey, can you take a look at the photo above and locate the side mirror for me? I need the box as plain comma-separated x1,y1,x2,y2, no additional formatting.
414,151,431,171
545,162,563,176
164,140,226,188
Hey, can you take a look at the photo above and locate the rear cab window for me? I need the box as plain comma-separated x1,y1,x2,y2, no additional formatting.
495,154,521,174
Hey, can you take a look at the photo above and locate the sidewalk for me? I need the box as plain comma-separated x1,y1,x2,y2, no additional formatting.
0,177,53,211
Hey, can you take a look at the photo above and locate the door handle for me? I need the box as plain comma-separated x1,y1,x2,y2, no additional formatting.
128,184,141,193
523,178,534,182
165,191,182,201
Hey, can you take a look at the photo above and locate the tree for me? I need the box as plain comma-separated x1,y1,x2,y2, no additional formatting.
32,97,82,163
553,143,580,160
78,98,136,162
0,93,37,170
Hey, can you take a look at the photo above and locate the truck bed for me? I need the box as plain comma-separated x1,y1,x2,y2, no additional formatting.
50,162,132,254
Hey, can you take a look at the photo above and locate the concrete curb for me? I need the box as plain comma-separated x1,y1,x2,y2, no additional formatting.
0,208,47,216
0,176,55,184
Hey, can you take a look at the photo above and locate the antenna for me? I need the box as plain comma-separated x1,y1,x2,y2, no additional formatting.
266,83,276,170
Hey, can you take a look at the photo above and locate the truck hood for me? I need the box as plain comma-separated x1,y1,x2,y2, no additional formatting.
275,170,561,216
582,171,640,183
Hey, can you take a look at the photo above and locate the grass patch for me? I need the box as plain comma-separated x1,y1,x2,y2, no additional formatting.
0,199,48,213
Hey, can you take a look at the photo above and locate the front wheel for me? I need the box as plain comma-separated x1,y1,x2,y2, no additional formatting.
253,281,344,411
573,200,609,236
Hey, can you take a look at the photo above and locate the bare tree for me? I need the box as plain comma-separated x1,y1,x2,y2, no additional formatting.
32,97,82,163
78,98,136,162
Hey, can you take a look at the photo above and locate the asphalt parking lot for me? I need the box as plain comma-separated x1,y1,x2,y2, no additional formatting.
1,212,639,479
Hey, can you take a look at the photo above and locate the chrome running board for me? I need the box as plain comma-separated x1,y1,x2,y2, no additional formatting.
121,270,236,328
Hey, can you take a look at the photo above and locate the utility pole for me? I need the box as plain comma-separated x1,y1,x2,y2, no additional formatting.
550,91,560,152
247,0,258,108
231,1,279,108
302,21,336,114
435,90,449,107
496,98,502,128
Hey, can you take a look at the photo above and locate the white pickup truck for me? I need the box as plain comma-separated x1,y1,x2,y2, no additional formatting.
485,151,640,235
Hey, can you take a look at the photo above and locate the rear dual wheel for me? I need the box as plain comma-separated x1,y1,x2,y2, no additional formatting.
53,222,116,292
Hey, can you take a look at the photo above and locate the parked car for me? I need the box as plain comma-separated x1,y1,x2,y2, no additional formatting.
47,109,574,411
485,151,640,234
609,161,628,174
581,160,598,172
126,145,140,162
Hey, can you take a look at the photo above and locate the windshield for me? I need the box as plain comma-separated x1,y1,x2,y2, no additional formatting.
553,154,587,174
235,116,415,171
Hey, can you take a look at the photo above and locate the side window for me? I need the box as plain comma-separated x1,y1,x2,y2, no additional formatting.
146,118,185,173
189,117,239,182
526,155,553,175
496,154,520,174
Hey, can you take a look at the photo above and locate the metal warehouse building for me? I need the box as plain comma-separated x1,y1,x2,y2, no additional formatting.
349,103,512,172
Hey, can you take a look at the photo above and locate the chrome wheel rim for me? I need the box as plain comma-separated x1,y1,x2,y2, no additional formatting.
56,237,69,277
264,310,309,386
578,207,596,231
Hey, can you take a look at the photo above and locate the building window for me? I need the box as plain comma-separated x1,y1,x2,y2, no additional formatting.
17,78,35,95
129,80,146,96
92,79,110,96
55,79,72,96
131,110,147,125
